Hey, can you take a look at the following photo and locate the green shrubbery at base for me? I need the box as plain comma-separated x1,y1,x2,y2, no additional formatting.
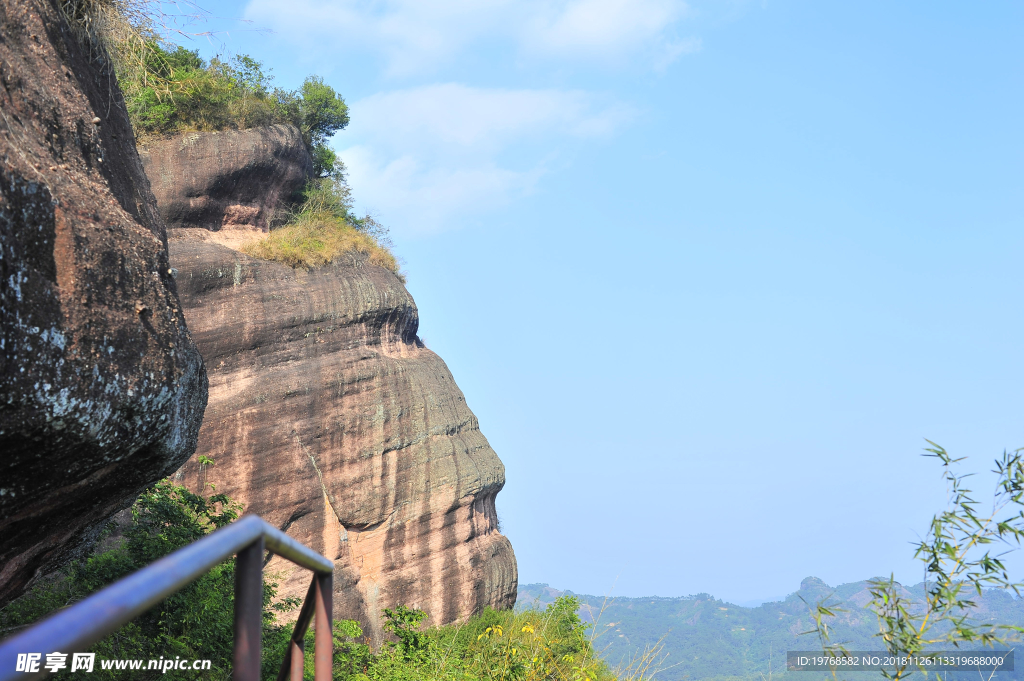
0,482,296,680
0,483,613,681
288,598,613,681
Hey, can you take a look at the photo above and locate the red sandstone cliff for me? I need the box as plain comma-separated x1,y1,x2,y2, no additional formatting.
0,0,207,604
142,128,517,639
139,124,312,232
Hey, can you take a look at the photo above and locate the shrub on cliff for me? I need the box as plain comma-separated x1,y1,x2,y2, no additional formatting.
120,44,287,134
119,44,349,178
117,40,348,174
68,0,351,178
298,76,350,178
242,176,402,276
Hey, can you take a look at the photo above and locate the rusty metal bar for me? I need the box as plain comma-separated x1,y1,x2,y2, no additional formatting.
314,572,334,681
290,640,304,681
234,537,264,681
276,577,318,681
263,526,333,574
0,515,333,681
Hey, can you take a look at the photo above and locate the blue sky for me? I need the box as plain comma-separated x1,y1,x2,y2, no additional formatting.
184,1,1023,604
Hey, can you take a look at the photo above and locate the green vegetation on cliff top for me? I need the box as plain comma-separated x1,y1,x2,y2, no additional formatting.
67,0,397,274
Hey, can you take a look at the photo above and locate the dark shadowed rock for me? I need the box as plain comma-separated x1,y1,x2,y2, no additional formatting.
138,125,313,232
0,0,207,604
165,226,517,640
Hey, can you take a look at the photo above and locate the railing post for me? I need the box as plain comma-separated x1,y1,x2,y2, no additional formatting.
290,640,304,681
234,537,264,681
314,571,333,681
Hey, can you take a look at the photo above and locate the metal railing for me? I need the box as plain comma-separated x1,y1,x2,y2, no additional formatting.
0,515,334,681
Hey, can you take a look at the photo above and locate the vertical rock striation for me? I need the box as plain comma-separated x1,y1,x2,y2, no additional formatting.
0,0,207,605
145,128,516,638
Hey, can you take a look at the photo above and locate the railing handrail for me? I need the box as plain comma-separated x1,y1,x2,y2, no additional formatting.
0,514,334,681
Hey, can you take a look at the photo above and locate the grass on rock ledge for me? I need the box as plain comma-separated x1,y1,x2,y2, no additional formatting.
242,177,402,277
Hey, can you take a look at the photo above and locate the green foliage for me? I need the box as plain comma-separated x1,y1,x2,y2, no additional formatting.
114,38,351,174
298,76,350,178
118,42,306,137
804,445,1024,680
0,482,295,680
285,596,612,681
517,581,1024,681
382,605,430,661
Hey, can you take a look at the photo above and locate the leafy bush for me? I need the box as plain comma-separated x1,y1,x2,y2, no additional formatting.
297,76,350,178
118,41,331,142
805,445,1024,680
0,483,628,681
107,30,350,179
0,481,296,680
290,595,614,681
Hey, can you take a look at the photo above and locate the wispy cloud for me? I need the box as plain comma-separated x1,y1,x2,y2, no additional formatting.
239,0,678,231
525,0,687,57
338,84,635,234
244,0,698,75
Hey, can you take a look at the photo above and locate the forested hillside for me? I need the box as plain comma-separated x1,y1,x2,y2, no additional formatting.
519,580,1024,681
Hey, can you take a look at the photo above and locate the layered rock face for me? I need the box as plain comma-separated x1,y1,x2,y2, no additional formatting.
139,125,312,232
144,128,516,638
0,0,207,604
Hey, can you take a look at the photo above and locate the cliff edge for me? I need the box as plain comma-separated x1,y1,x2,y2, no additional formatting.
142,127,517,639
0,0,207,604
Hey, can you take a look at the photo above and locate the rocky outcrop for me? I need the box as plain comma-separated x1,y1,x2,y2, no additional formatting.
0,0,207,605
143,127,517,639
167,232,517,640
139,125,312,232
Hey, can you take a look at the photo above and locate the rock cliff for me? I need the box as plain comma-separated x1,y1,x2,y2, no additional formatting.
139,125,312,232
0,0,207,605
143,128,517,638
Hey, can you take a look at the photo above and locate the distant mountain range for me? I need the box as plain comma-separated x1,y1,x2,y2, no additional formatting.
517,578,1024,681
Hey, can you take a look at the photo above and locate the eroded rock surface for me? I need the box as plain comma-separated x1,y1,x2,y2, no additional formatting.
167,228,517,639
139,125,312,232
0,0,207,605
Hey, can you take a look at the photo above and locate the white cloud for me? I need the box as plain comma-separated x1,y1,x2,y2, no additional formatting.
342,146,543,234
526,0,685,56
244,0,696,74
351,84,633,151
338,84,634,234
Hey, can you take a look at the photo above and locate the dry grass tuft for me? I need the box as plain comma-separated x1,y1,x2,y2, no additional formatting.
242,177,402,277
242,214,400,275
58,0,207,57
